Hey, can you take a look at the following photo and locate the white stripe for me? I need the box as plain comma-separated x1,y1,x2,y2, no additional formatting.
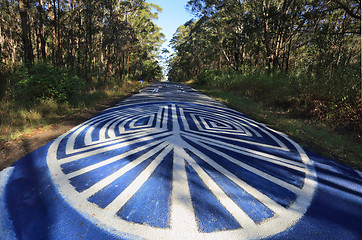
199,116,250,136
185,142,290,218
183,149,257,228
0,167,16,240
184,107,262,137
105,144,173,215
170,146,198,235
171,104,180,131
179,108,190,130
78,142,170,200
66,139,164,179
155,107,163,129
184,132,305,170
66,112,124,153
99,118,120,141
194,139,303,195
59,131,170,164
188,114,285,150
162,106,169,129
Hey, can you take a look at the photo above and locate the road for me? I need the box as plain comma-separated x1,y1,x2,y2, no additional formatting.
0,82,361,240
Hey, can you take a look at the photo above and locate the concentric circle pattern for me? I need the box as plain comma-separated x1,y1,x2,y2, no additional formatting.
47,99,317,239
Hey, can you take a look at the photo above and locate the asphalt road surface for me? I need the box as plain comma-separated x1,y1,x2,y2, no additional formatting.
0,82,361,240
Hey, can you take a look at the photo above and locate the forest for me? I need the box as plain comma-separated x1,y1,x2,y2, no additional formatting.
168,0,361,132
0,0,361,168
0,0,164,103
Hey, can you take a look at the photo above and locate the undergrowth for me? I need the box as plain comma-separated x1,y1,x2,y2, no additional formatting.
0,79,146,142
190,83,362,171
196,68,361,133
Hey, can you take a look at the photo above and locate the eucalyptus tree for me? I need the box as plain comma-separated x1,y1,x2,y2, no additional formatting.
168,0,360,79
0,0,164,89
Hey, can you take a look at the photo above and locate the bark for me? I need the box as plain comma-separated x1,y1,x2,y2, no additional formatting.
19,0,34,64
37,0,46,60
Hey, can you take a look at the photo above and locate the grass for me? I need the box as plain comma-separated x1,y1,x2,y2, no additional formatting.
0,80,148,143
190,82,362,171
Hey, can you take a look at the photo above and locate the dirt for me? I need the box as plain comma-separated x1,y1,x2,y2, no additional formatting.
0,97,127,171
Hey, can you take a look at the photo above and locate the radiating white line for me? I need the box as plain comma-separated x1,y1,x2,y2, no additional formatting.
193,139,303,194
75,129,160,153
170,146,198,235
66,139,164,179
59,131,171,164
184,141,290,218
184,132,306,171
104,144,173,215
183,147,257,228
184,127,289,153
78,142,170,200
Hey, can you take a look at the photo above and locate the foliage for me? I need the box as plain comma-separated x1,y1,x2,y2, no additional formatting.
168,0,361,132
169,0,360,78
191,84,362,170
195,68,362,132
9,63,84,103
0,0,164,92
0,80,147,142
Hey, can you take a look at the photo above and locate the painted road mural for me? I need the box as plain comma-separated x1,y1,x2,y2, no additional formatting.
0,82,361,240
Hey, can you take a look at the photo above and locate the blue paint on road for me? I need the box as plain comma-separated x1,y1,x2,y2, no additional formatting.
88,145,164,208
207,143,306,188
0,82,361,239
184,137,297,208
117,149,174,228
185,148,275,223
3,144,136,240
267,150,362,240
185,161,242,232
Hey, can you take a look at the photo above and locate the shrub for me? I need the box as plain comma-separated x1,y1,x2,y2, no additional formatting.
10,63,84,103
195,68,361,132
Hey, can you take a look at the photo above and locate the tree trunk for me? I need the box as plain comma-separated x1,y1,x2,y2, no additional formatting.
56,0,62,64
19,0,34,65
37,0,46,60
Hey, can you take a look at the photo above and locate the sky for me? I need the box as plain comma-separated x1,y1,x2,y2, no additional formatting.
147,0,194,58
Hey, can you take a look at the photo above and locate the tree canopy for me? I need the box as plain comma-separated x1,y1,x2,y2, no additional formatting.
168,0,360,81
0,0,164,88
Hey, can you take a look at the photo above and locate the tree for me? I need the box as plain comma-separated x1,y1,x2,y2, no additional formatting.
0,0,165,90
19,0,34,64
168,0,360,79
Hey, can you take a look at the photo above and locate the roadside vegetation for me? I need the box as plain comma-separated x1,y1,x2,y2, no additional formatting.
0,69,147,142
169,1,361,170
190,80,361,171
0,1,163,145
